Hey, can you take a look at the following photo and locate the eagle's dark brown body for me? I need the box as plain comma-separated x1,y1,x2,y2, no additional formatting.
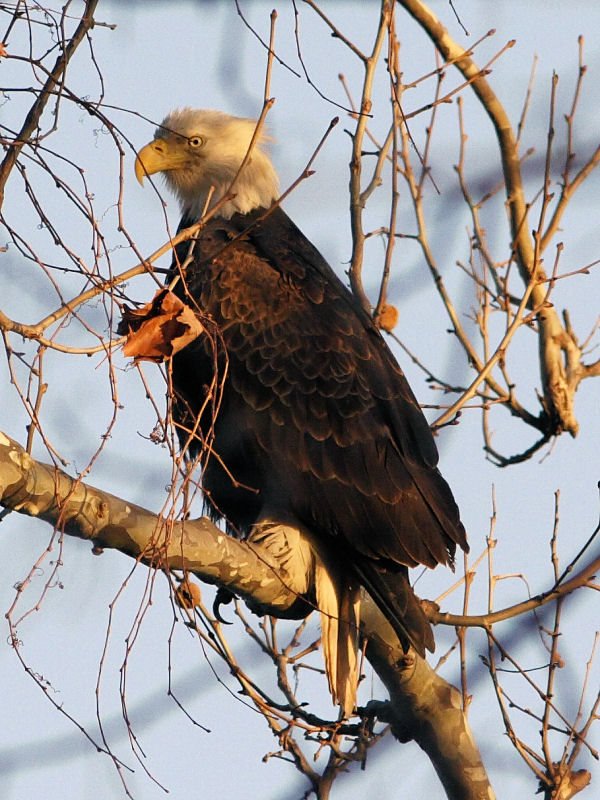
169,205,468,656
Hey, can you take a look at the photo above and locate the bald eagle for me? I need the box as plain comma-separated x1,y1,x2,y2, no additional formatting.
135,108,468,715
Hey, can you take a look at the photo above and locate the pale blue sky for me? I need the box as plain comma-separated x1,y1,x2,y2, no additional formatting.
2,2,600,798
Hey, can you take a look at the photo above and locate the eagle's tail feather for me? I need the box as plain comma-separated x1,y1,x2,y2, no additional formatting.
314,555,360,718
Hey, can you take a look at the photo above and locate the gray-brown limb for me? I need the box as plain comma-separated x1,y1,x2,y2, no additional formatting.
0,429,494,799
361,598,496,800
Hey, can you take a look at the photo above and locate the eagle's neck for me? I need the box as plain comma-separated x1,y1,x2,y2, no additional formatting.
169,149,279,222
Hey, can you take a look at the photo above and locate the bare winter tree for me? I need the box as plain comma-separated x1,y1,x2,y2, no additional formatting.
1,2,600,799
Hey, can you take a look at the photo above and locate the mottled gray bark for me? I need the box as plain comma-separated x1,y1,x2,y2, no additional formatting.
0,430,300,613
0,429,494,799
361,598,496,800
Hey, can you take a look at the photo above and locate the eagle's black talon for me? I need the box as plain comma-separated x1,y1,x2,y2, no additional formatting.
213,587,235,624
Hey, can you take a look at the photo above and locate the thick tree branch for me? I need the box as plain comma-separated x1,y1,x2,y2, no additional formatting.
0,430,298,615
0,429,494,799
361,599,496,800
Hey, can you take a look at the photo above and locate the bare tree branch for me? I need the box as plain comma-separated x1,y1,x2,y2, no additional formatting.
0,0,99,210
398,0,600,438
0,428,495,798
362,599,496,800
0,430,300,615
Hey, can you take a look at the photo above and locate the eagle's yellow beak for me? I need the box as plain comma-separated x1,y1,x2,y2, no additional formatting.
135,139,182,185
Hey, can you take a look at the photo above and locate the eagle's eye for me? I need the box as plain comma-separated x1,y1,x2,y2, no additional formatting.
188,135,205,148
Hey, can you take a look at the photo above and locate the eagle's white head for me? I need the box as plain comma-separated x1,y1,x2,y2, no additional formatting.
135,108,279,220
